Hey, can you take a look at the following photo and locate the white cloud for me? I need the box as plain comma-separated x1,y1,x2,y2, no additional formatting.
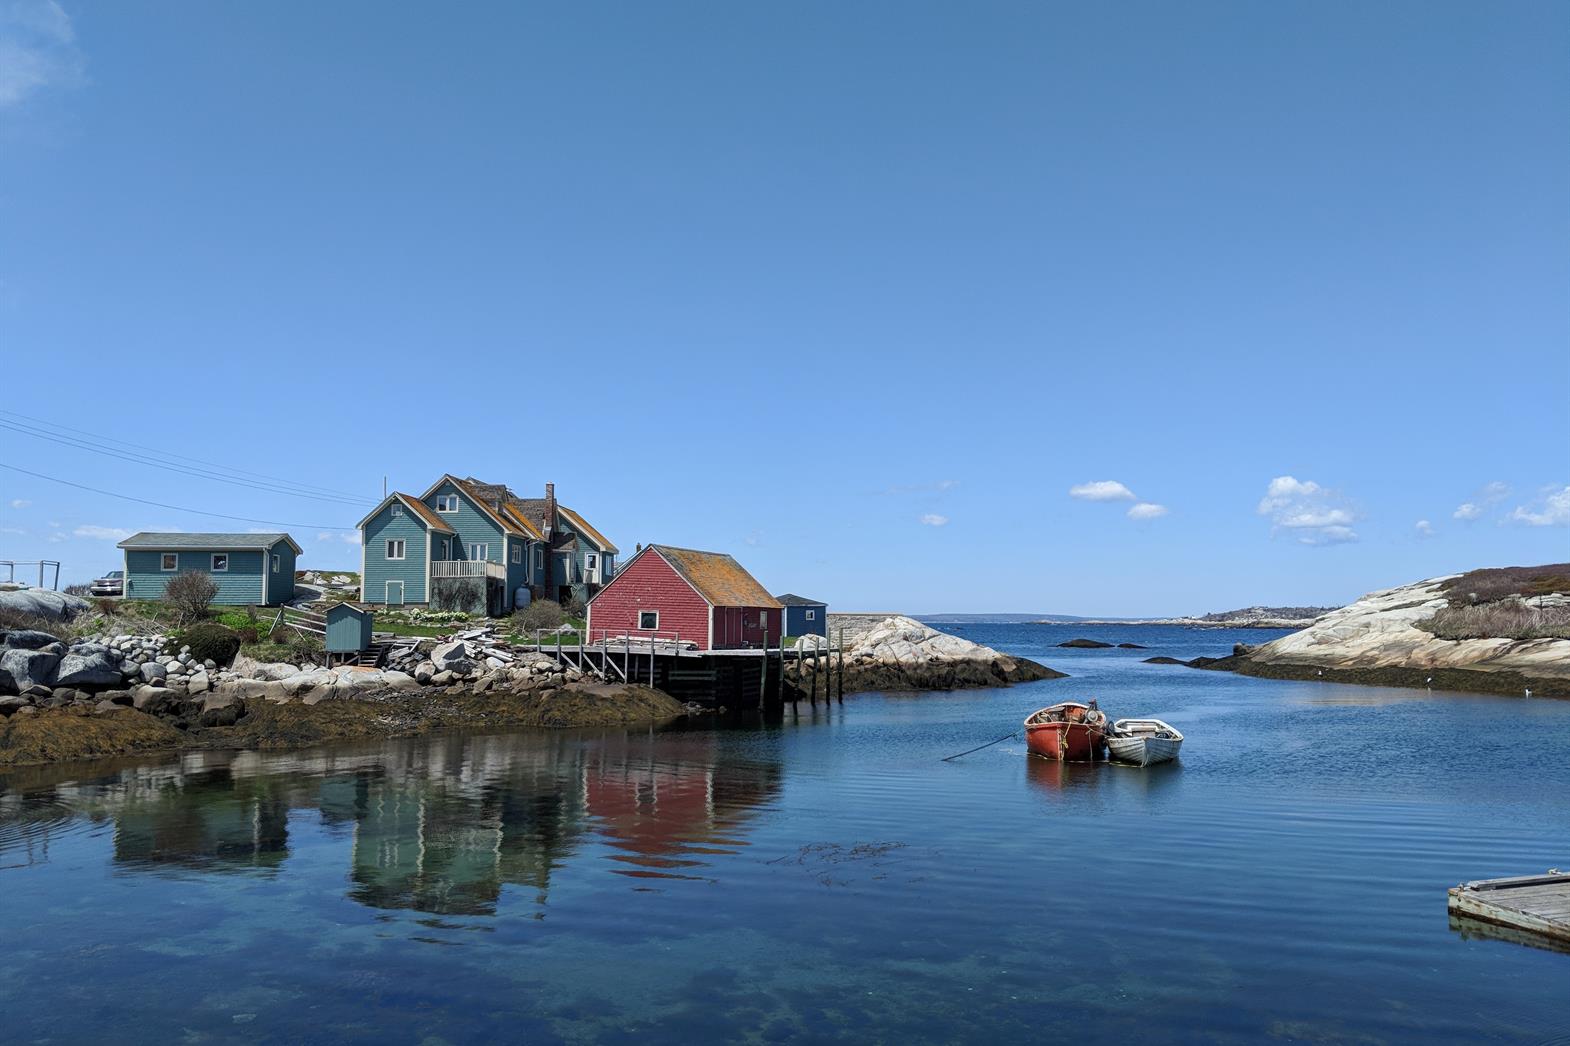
1415,520,1435,538
1069,480,1136,502
74,525,132,541
0,0,85,108
1480,481,1511,503
1453,482,1511,522
919,514,949,527
1127,502,1168,520
316,531,335,542
340,531,361,545
1258,476,1358,546
8,498,30,509
1508,485,1570,527
1453,503,1483,521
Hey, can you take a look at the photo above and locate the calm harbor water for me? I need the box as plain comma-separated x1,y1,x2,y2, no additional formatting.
2,623,1567,1044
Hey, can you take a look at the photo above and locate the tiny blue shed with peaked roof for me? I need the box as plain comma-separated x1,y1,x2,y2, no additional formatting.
326,603,375,654
775,593,828,638
117,532,301,606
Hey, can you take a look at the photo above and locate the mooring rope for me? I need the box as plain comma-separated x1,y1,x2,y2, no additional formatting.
941,731,1019,762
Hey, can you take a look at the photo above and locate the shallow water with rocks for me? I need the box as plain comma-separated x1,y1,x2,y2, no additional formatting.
2,624,1567,1043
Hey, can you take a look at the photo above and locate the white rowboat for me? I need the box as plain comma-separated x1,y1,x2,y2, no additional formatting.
1107,718,1183,766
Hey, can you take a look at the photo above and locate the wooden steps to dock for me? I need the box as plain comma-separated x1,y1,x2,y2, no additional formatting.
1448,869,1570,949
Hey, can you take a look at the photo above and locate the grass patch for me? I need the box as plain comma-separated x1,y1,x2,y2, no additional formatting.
1416,599,1570,641
1441,564,1570,606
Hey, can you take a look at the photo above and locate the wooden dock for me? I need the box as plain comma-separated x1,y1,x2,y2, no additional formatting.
1447,869,1570,948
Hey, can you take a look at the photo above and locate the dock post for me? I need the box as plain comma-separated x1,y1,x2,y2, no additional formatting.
810,642,818,704
649,634,656,687
759,630,769,708
837,628,845,702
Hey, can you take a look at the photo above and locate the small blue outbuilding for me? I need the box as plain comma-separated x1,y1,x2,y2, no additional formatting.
118,532,301,605
775,593,828,638
326,603,375,656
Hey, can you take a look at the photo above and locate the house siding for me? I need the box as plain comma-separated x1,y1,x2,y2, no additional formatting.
783,604,826,638
363,502,430,605
269,539,297,604
505,537,531,608
713,605,783,648
124,549,269,605
425,481,504,565
587,551,712,648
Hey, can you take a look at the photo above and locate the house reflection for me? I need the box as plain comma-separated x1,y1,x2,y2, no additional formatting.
5,728,784,915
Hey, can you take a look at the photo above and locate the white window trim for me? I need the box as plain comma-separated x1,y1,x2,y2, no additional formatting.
511,545,522,564
272,554,281,573
436,494,460,513
805,609,816,620
470,543,488,561
390,503,404,517
533,547,543,569
210,554,229,572
639,610,660,631
386,539,406,561
160,553,178,572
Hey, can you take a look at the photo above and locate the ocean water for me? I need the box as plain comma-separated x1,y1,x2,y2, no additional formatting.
2,623,1567,1044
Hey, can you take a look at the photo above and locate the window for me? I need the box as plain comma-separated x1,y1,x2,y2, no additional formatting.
511,545,522,564
585,553,598,571
470,543,488,561
390,504,404,518
160,553,178,571
386,539,406,560
211,554,228,572
805,609,816,621
436,494,459,512
639,610,659,630
533,548,542,570
438,538,449,559
272,554,281,573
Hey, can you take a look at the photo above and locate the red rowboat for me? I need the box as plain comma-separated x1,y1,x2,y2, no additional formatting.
1024,701,1109,762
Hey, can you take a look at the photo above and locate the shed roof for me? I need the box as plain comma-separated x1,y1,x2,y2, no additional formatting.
774,593,827,607
651,546,781,609
118,532,304,554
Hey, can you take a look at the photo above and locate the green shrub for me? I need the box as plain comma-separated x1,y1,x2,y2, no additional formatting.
181,622,243,666
216,611,269,643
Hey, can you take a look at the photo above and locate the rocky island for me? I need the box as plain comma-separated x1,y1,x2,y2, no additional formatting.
1201,565,1570,698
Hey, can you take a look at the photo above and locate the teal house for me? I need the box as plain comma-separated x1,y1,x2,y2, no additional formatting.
357,475,618,616
117,532,300,605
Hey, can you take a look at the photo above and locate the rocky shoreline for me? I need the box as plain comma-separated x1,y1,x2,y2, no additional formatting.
797,617,1063,693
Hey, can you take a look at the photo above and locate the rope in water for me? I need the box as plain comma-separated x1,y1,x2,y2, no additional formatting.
940,731,1019,762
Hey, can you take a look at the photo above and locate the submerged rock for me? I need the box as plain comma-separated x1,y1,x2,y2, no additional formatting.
1058,638,1113,649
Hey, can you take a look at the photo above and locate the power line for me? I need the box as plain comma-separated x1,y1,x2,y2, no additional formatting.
0,408,371,501
0,420,369,506
0,462,360,531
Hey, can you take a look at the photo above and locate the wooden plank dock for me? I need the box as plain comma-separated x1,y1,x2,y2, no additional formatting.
1447,869,1570,947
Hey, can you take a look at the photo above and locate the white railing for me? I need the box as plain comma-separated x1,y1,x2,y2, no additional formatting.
430,560,506,580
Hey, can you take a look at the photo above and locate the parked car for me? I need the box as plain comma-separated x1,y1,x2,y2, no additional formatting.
90,570,124,597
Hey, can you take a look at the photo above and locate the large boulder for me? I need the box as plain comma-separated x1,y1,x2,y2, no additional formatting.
54,651,123,689
139,661,169,684
429,640,473,671
0,648,61,693
1,628,63,651
0,585,91,622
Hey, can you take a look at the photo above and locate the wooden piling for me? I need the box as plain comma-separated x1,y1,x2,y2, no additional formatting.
837,628,845,701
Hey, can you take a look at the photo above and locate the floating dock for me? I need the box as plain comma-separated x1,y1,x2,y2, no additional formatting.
1447,870,1570,948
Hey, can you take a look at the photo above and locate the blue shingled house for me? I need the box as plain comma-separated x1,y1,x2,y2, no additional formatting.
775,593,828,638
117,532,301,605
357,475,618,615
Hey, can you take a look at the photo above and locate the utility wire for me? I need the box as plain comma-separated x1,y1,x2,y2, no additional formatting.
0,420,369,506
0,462,359,531
0,408,371,501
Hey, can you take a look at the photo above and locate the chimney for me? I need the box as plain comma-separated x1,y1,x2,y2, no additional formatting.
544,482,557,538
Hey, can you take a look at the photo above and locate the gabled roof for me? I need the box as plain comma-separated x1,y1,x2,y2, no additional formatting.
118,532,304,555
499,502,544,541
508,498,619,554
774,593,826,607
558,505,619,554
648,545,781,609
417,474,527,538
356,493,455,534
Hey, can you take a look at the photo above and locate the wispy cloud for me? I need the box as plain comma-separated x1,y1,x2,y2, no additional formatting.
919,514,949,527
1069,480,1135,502
1508,485,1570,527
0,526,24,535
8,498,30,509
744,529,762,546
0,0,86,108
1258,476,1359,546
1453,503,1483,521
1415,519,1436,538
1127,502,1168,520
881,479,959,496
1453,481,1511,522
74,524,132,541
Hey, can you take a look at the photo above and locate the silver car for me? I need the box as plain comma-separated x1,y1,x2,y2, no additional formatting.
90,570,124,597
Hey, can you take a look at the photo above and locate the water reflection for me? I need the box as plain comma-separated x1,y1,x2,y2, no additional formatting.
1,728,783,916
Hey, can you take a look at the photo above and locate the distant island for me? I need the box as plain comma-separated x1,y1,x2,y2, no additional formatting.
1027,606,1337,629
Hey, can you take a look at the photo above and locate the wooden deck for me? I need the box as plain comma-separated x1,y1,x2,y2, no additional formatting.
1447,870,1570,947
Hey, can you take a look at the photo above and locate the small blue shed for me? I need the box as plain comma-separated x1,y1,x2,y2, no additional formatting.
775,593,828,638
326,603,375,654
118,532,301,605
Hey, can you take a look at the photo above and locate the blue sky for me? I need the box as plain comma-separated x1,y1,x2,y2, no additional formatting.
1,1,1565,615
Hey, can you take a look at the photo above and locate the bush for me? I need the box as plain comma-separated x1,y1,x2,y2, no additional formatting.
181,622,243,666
164,571,219,625
514,599,564,633
1442,564,1570,606
1416,599,1570,641
216,611,270,644
65,583,93,597
564,593,587,618
94,597,120,616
